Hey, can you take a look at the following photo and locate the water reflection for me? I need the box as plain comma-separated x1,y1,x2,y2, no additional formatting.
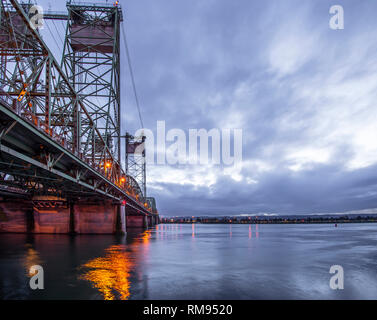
79,230,152,300
2,224,377,300
79,245,133,300
142,230,151,245
24,244,42,277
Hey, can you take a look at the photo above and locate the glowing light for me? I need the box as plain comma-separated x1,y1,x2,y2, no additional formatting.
105,162,111,168
120,177,125,183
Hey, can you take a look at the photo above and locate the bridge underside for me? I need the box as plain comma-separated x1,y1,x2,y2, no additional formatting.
0,102,159,234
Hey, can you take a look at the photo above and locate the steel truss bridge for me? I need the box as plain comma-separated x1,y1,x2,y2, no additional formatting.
0,0,157,221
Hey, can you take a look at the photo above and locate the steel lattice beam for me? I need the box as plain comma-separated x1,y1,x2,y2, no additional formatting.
0,0,155,215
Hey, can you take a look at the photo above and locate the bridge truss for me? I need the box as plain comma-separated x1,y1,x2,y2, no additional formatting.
0,0,155,215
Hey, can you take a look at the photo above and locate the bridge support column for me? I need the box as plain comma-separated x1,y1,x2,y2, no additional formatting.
147,216,152,227
33,206,71,234
115,204,126,235
73,200,118,234
144,215,149,228
126,214,148,229
0,200,33,233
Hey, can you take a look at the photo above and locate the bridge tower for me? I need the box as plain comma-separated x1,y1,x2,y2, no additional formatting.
61,1,122,166
125,132,146,198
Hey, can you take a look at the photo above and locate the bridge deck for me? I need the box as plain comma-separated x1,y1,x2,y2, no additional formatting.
0,100,155,217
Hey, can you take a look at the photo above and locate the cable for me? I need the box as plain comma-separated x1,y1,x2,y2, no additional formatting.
52,19,64,48
121,22,144,129
45,20,61,52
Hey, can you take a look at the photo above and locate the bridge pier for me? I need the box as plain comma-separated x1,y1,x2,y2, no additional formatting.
126,214,149,229
116,204,127,235
33,206,71,234
126,214,159,229
72,200,125,234
1,197,161,234
1,198,128,234
148,215,156,227
0,200,33,233
33,200,127,234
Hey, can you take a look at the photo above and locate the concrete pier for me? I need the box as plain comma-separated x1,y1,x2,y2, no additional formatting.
73,200,119,234
33,206,71,233
126,215,148,229
0,197,157,234
0,200,33,233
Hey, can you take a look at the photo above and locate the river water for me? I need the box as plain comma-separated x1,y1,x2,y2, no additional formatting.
0,223,377,300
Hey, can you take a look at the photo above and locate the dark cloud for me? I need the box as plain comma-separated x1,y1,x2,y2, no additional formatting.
40,0,377,216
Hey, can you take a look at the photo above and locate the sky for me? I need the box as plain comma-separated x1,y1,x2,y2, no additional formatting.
38,0,377,216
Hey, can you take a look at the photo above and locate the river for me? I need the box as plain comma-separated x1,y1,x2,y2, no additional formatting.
1,223,377,299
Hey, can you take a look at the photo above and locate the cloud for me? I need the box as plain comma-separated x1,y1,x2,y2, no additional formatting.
38,0,377,216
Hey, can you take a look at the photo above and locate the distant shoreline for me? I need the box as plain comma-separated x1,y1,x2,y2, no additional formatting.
161,221,377,225
161,217,377,225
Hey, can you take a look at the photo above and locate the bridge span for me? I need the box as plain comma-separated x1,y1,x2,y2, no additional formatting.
0,0,159,233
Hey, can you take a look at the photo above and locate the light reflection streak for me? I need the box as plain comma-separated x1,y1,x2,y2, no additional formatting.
79,245,133,300
24,244,42,277
142,230,152,245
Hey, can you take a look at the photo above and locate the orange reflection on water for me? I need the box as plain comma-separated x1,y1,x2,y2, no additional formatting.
79,245,133,300
142,230,152,245
24,244,42,277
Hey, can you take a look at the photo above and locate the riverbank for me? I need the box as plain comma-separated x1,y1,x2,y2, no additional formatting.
161,215,377,225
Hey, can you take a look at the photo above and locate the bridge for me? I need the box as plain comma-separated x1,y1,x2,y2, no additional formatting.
0,0,159,233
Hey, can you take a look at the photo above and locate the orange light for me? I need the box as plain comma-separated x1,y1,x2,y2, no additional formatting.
144,202,148,207
105,162,111,168
120,177,126,183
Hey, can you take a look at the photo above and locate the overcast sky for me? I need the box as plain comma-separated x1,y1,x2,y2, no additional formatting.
40,0,377,216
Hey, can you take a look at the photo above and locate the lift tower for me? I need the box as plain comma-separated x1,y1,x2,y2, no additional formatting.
125,132,146,198
61,2,122,166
